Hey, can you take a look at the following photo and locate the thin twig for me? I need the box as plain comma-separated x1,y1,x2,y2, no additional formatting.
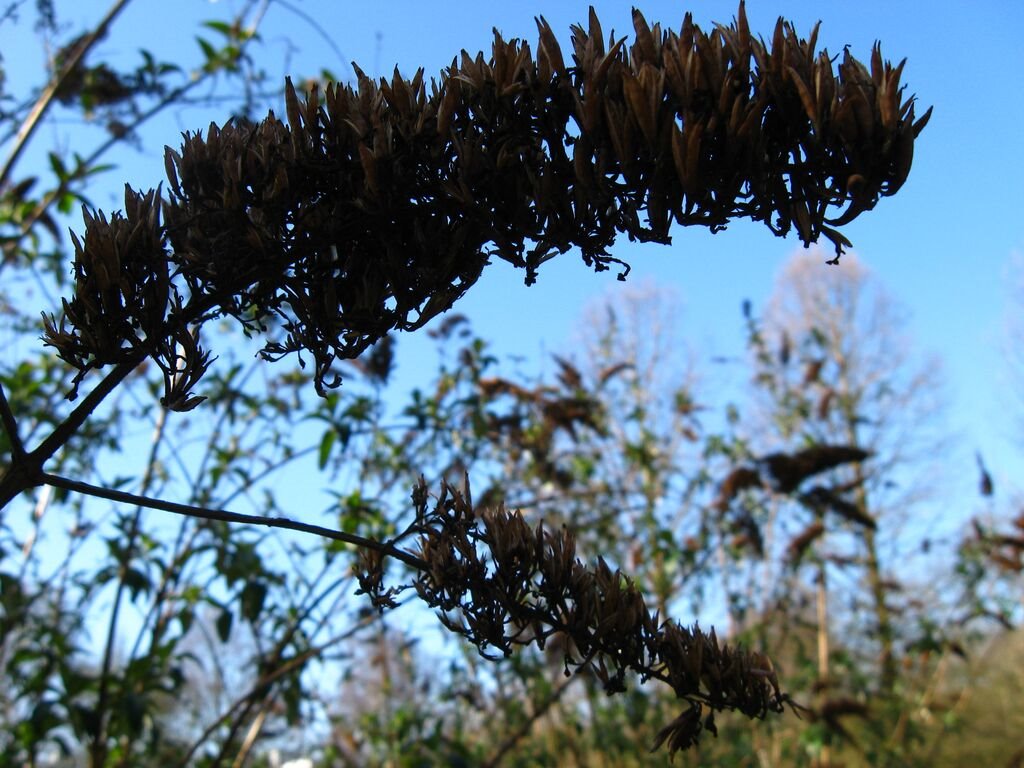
0,0,133,190
0,381,26,459
18,483,51,561
231,707,268,768
0,356,142,509
213,569,355,763
92,404,168,765
38,470,428,571
272,0,350,79
176,607,384,768
481,668,582,768
1,0,272,281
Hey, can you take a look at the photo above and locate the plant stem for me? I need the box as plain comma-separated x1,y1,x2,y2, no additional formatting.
91,405,168,766
0,382,27,460
0,357,141,510
38,470,428,571
177,609,380,768
0,0,133,190
481,668,581,768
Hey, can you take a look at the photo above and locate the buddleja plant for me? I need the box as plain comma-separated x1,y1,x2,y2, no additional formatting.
0,3,929,758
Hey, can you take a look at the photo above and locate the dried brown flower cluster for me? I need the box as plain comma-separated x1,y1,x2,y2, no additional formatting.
970,513,1024,574
355,478,795,757
477,365,607,487
713,444,874,559
42,187,214,408
44,3,928,400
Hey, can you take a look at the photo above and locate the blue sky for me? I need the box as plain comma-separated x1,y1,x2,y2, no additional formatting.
258,0,1024,496
6,0,1024,501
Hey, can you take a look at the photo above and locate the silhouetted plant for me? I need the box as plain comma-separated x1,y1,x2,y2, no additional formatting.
36,3,930,406
355,476,796,757
0,3,931,757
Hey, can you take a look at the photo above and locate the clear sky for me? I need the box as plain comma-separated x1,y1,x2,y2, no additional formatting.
272,0,1024,500
6,0,1024,504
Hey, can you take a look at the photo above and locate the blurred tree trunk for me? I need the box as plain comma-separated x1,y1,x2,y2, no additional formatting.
752,249,945,697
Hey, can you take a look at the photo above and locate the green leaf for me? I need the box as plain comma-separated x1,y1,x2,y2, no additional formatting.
119,692,146,736
178,605,194,635
240,579,267,623
318,427,336,470
201,20,232,35
48,152,68,181
56,192,76,214
123,567,151,601
196,36,217,66
215,606,233,642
